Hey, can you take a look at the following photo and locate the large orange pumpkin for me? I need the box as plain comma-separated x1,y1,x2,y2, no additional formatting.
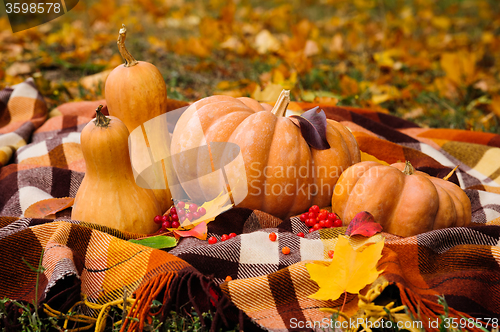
171,90,361,219
332,161,472,237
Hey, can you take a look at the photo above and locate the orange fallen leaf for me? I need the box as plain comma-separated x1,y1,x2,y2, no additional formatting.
24,197,75,219
174,221,207,240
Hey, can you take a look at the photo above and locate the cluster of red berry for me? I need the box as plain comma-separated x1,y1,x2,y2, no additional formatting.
300,205,342,232
154,201,207,232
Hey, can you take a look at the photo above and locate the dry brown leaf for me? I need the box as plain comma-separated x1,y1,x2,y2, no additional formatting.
254,29,280,54
24,197,75,219
6,62,32,77
80,70,112,92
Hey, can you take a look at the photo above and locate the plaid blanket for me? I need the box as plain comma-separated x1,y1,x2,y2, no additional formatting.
1,78,500,331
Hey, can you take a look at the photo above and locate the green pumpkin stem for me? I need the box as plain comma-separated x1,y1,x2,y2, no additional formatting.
95,105,111,128
403,161,415,175
117,24,138,68
271,90,290,118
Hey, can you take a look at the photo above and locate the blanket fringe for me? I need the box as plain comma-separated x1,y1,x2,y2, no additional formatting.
34,268,250,331
396,283,486,332
43,293,136,331
120,268,238,332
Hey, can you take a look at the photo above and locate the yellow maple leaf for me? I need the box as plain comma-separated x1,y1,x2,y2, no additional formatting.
306,235,384,301
179,191,233,228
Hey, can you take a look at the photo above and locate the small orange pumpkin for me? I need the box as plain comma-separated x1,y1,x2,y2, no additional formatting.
332,161,472,237
171,90,361,219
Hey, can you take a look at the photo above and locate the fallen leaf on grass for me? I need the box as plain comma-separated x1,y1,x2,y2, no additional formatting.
79,69,112,91
6,62,32,77
252,83,284,102
345,211,383,237
24,197,74,219
307,235,384,301
129,235,177,249
254,29,281,54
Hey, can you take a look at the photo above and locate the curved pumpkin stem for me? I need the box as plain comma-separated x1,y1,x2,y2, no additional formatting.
443,165,459,181
271,90,290,118
95,105,111,128
403,161,415,175
117,24,139,68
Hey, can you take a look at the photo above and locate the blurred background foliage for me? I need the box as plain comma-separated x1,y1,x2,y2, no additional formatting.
1,0,500,131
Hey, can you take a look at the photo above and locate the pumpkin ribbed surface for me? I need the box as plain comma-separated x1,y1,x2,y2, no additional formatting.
332,161,472,237
171,95,360,219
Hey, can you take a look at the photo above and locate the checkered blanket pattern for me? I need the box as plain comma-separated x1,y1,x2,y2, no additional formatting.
1,79,500,331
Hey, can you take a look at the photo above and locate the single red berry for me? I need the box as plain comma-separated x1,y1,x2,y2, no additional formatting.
300,213,308,222
228,233,237,238
189,203,198,212
269,232,277,241
162,220,172,229
177,209,186,217
313,223,321,231
162,215,168,222
305,218,316,227
297,232,305,237
309,205,320,214
318,212,328,221
327,213,337,221
180,215,186,223
221,234,229,241
170,207,177,214
177,201,185,209
282,247,290,255
192,211,201,220
333,219,343,227
328,250,334,258
208,236,217,244
171,221,180,228
324,219,334,228
186,212,193,221
154,215,162,224
308,212,318,220
318,220,327,228
171,213,179,221
309,228,314,233
320,209,328,214
198,207,206,215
